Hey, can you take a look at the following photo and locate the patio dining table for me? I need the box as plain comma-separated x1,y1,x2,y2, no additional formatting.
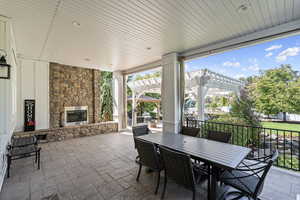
137,132,251,200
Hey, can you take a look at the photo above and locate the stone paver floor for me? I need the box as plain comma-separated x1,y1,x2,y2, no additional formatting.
0,132,299,200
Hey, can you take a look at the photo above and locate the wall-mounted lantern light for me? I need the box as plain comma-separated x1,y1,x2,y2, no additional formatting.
0,49,10,79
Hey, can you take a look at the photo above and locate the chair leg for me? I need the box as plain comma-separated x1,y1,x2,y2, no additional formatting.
192,190,196,200
161,171,167,200
155,171,161,194
136,164,142,181
6,155,11,178
135,155,140,164
207,174,210,200
37,150,40,170
35,150,38,163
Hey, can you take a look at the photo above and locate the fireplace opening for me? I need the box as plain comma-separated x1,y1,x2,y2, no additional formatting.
64,106,88,126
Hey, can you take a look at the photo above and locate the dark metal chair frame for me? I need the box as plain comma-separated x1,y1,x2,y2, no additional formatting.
194,129,232,195
159,145,198,200
135,138,163,194
220,149,279,200
7,135,41,178
181,126,200,137
206,130,232,143
132,125,151,162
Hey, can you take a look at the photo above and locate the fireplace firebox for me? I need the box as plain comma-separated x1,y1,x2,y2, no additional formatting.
64,106,88,126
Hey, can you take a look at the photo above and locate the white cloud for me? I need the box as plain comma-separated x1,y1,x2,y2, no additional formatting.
276,47,300,62
248,64,260,72
265,52,273,57
265,45,282,51
223,61,240,67
234,73,246,79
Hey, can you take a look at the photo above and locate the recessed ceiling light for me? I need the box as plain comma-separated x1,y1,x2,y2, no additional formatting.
237,3,251,13
72,21,81,27
84,58,90,62
146,47,152,50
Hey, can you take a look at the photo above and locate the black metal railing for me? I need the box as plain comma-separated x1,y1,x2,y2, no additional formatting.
186,118,300,171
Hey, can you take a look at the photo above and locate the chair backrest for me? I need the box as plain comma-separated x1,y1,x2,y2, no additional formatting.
181,126,200,137
159,146,195,191
132,125,150,148
253,149,278,197
207,130,231,143
132,125,149,137
134,138,161,170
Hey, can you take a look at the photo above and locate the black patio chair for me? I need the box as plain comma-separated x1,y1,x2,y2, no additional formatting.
159,146,199,200
181,126,200,137
12,135,37,147
132,125,151,162
219,149,279,200
7,144,41,178
194,130,232,183
207,130,232,143
135,138,163,194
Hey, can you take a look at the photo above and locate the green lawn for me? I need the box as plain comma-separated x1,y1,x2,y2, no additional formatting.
261,122,300,131
261,122,300,136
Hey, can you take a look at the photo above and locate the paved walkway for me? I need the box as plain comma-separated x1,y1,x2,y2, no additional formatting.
0,132,299,200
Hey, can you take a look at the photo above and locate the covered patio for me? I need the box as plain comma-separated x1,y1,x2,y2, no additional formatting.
0,133,299,200
1,1,300,200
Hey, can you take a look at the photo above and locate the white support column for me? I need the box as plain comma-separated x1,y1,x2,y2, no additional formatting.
196,85,206,121
131,89,137,127
113,71,125,130
196,76,209,121
161,53,181,134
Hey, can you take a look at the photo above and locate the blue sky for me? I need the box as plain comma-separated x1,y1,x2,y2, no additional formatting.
185,34,300,79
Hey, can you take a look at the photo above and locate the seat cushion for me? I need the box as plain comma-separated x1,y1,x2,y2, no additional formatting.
220,170,259,195
217,185,255,200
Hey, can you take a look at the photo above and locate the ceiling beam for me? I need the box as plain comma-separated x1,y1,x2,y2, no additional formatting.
180,19,300,61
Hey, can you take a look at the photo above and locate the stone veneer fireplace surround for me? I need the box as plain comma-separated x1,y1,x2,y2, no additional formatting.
49,63,101,128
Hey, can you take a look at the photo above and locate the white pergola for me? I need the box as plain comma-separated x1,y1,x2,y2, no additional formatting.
127,69,244,126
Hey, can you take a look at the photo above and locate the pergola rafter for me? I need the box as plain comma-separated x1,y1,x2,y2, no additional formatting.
127,69,244,125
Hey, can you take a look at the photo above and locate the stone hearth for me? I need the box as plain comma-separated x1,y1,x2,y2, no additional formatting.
14,122,118,142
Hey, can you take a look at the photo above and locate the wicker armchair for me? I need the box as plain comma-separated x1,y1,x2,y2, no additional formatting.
135,138,163,194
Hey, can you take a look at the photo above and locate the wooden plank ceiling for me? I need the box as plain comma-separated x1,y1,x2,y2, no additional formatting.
0,0,299,71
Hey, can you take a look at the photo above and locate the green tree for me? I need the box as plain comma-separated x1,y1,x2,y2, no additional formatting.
249,65,300,121
209,89,261,146
100,71,113,121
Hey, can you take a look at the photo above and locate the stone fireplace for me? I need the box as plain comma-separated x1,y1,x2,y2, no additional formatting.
14,62,118,142
49,63,101,128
